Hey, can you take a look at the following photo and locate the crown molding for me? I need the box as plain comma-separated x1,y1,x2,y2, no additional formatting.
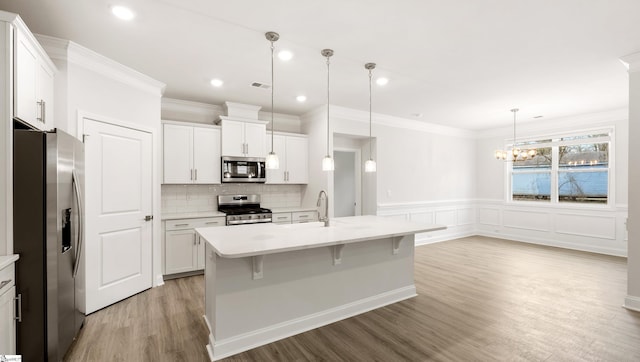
35,34,166,97
620,51,640,73
298,104,475,138
476,107,628,139
2,13,57,73
162,97,222,119
330,105,476,138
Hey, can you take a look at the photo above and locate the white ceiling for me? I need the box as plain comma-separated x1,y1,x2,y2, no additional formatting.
1,0,638,130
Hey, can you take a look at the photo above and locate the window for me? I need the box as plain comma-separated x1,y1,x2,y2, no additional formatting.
509,131,611,205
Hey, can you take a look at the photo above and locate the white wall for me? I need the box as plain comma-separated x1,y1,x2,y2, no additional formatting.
475,109,629,256
303,106,477,242
623,51,640,311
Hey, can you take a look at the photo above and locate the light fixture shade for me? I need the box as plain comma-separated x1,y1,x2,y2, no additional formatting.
266,152,279,170
322,155,335,171
365,159,377,173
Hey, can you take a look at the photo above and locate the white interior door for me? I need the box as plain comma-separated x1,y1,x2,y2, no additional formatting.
84,118,153,313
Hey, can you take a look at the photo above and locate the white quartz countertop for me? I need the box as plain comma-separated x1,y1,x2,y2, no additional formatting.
269,207,317,213
196,215,446,258
162,211,226,220
0,254,19,270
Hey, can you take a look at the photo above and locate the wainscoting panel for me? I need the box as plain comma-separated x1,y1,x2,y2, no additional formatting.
378,200,476,246
410,211,434,224
457,208,475,226
479,208,500,226
378,199,628,257
555,213,616,240
503,210,550,232
475,200,628,257
435,210,456,227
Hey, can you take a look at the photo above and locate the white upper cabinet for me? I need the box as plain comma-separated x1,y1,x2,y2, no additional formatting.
266,133,308,184
220,119,266,158
14,27,55,131
285,136,308,184
193,128,221,183
163,122,221,184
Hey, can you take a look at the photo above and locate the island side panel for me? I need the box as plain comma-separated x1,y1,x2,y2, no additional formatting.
204,243,216,354
210,235,416,350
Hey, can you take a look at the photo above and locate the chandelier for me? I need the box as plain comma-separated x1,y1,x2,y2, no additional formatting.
494,108,536,161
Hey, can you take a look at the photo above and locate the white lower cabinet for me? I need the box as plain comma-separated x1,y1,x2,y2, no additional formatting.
273,211,318,224
164,217,225,276
0,261,16,354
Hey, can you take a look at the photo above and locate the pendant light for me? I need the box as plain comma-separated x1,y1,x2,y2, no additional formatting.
265,31,280,170
494,108,537,161
364,63,377,173
321,49,335,171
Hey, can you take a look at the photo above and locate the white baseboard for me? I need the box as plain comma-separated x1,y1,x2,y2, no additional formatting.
624,295,640,312
154,274,165,287
209,285,417,361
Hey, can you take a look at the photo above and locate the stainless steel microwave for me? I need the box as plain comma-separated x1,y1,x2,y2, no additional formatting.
221,156,266,183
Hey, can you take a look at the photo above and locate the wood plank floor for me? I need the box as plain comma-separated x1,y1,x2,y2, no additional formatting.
65,236,640,361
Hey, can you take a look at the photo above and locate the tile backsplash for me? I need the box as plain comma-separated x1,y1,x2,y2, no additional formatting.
161,184,304,214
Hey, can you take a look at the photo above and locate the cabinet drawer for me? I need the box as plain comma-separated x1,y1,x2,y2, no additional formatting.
166,217,225,231
0,264,15,295
272,213,292,224
292,211,317,223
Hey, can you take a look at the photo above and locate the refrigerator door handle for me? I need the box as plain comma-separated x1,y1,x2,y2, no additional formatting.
15,293,22,322
72,170,84,278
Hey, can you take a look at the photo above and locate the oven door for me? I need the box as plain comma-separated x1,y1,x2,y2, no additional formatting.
221,156,266,183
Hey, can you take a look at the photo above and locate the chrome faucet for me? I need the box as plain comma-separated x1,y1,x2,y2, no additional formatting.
317,190,330,227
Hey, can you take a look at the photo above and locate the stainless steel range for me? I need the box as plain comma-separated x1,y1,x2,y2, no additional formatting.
218,194,272,226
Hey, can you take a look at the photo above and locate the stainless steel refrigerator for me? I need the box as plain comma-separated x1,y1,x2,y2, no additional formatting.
13,127,85,361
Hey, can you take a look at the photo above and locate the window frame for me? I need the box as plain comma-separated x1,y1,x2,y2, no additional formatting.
505,127,614,209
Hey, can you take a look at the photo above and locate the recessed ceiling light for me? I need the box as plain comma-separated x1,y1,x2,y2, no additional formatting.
210,78,224,87
296,95,307,102
411,113,423,118
376,77,389,86
111,5,135,21
278,50,293,61
534,115,544,119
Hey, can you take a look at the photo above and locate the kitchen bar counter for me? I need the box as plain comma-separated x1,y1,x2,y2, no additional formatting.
197,216,445,360
196,215,445,258
0,254,19,270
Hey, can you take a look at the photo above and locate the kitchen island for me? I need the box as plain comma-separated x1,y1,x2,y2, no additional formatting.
196,215,446,360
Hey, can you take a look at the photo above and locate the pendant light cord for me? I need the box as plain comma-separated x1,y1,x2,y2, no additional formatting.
326,55,330,156
270,40,275,153
513,109,517,149
368,68,372,157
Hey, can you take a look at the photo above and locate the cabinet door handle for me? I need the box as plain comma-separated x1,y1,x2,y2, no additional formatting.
190,169,193,180
299,215,309,218
276,216,287,220
42,100,46,123
195,169,198,180
205,221,220,225
36,100,43,122
246,143,249,155
15,294,22,322
174,223,189,227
